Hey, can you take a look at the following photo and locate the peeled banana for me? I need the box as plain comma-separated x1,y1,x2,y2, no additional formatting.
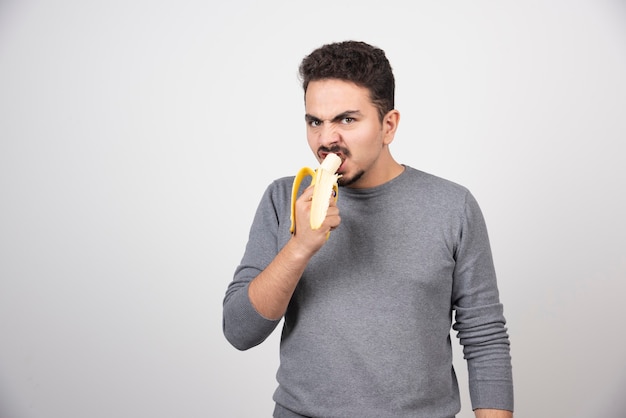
290,153,342,235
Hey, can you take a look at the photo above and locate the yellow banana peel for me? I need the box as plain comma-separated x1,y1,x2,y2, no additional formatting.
290,153,342,236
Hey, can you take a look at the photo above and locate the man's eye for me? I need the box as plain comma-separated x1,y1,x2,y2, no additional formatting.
309,120,322,127
342,117,355,124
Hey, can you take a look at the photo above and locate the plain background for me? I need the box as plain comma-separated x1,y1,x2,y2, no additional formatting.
1,1,625,417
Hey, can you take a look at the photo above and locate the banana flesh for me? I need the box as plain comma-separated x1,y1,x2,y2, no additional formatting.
290,153,342,235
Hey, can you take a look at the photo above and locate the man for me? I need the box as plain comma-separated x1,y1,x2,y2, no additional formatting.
223,40,514,418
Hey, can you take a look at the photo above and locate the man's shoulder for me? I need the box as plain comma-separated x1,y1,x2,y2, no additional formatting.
270,175,297,188
403,166,470,197
260,175,303,206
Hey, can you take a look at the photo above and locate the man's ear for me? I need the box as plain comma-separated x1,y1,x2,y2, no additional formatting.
382,109,400,145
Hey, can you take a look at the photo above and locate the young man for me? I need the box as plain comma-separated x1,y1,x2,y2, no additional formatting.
223,40,514,418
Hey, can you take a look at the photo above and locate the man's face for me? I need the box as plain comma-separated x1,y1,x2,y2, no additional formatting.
304,79,390,188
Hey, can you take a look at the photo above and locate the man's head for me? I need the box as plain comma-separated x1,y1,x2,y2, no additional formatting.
299,41,402,189
298,41,395,123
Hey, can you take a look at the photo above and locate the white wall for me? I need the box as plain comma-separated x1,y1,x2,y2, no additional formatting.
1,1,625,417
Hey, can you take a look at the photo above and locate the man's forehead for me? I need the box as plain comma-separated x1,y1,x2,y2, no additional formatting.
305,80,373,117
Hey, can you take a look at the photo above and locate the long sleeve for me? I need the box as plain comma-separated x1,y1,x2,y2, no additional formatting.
451,192,514,411
222,180,290,350
222,177,293,350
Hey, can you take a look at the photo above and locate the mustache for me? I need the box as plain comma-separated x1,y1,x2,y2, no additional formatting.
318,145,349,157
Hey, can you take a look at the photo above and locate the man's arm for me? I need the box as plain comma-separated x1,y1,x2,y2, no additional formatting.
248,186,340,319
452,192,514,413
248,235,314,319
475,409,513,418
223,183,339,349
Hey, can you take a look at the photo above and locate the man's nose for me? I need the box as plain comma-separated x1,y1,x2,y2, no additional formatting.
319,124,340,147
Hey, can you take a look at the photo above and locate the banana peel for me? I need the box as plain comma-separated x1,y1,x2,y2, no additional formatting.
290,153,342,237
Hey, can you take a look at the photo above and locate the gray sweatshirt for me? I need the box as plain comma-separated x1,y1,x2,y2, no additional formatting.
223,166,513,418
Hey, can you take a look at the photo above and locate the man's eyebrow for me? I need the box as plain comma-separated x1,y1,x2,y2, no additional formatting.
304,110,363,124
304,114,321,123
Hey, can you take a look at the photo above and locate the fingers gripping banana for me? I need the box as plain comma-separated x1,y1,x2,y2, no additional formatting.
290,153,342,236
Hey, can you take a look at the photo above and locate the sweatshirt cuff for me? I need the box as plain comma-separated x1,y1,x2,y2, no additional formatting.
469,380,514,412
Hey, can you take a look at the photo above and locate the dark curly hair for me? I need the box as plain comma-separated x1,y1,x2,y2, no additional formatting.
298,41,395,122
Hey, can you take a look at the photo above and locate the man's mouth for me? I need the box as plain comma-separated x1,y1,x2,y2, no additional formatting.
320,152,345,173
319,149,347,167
